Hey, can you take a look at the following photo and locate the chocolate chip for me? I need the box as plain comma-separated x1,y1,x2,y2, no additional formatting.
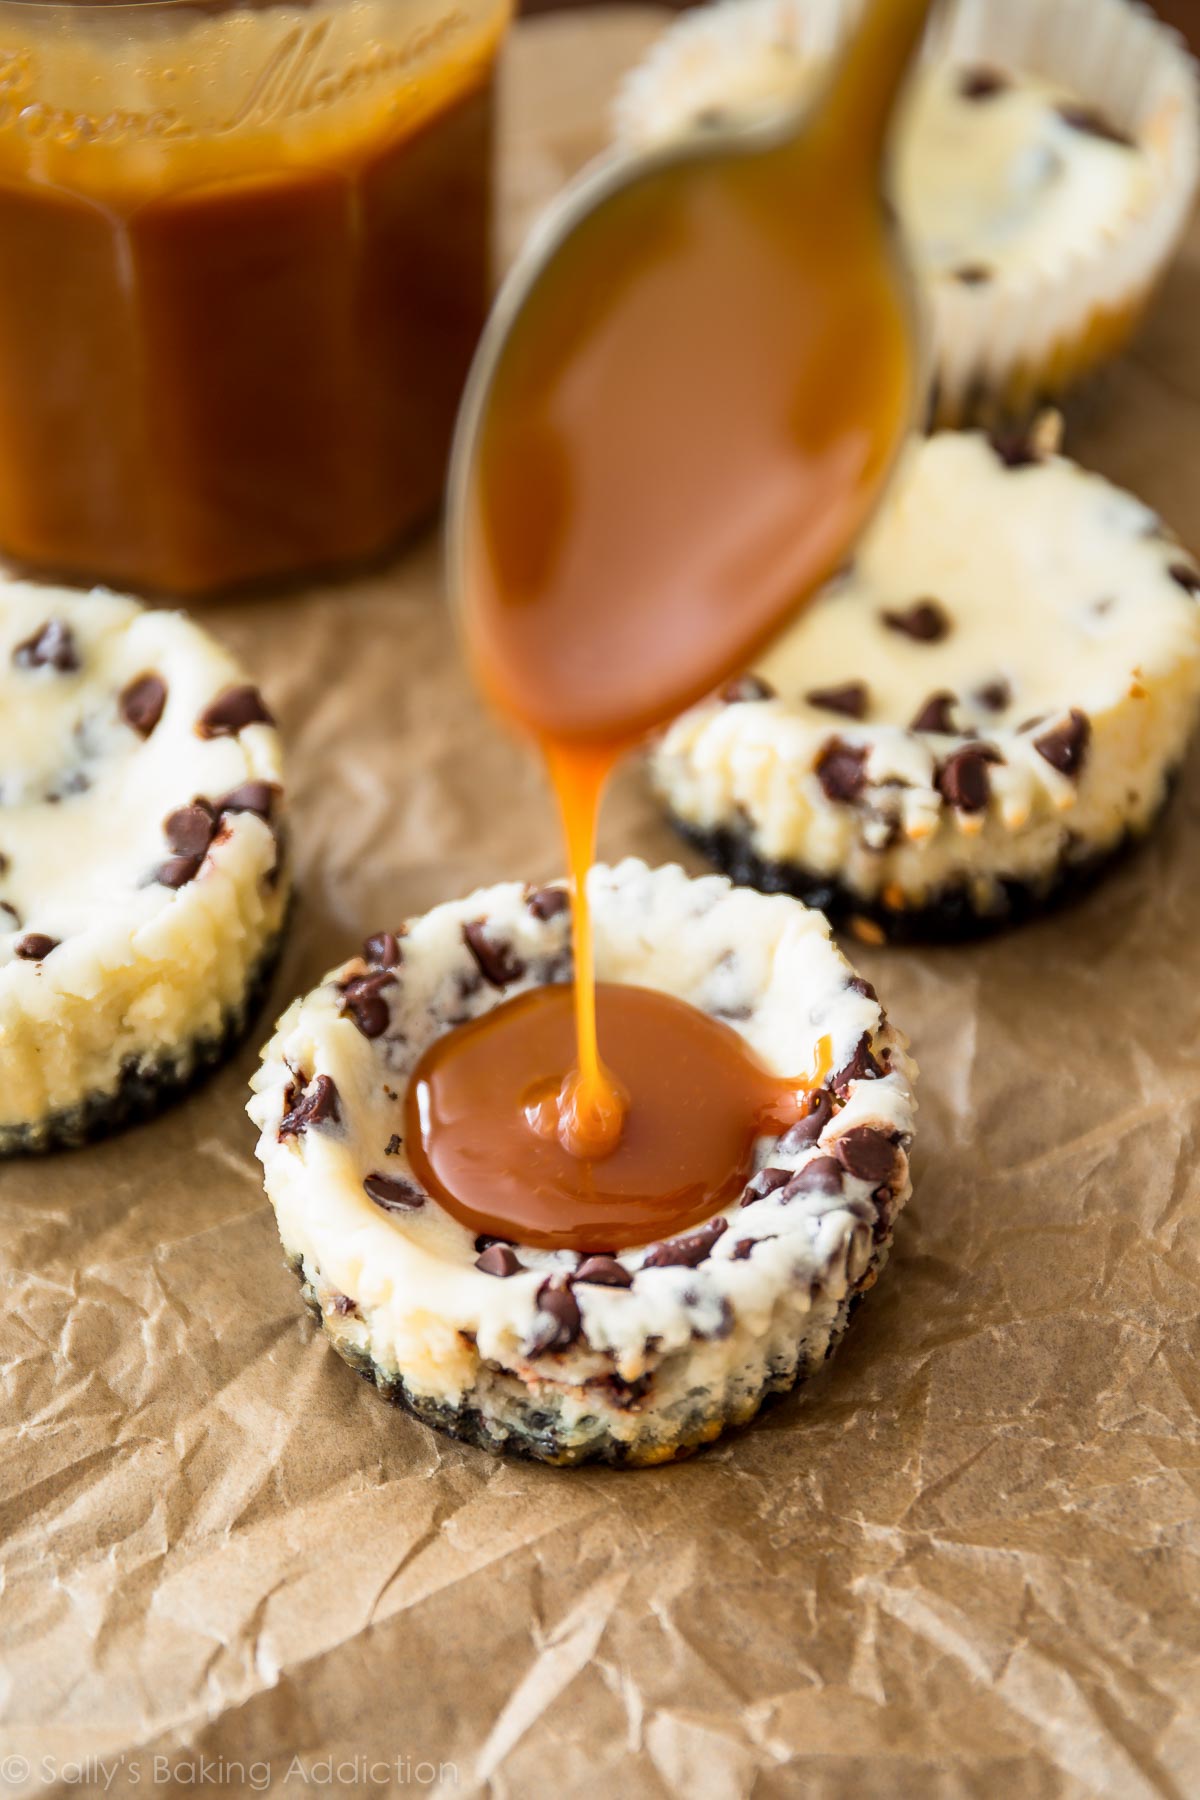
882,599,950,643
847,976,878,1002
780,1157,844,1200
731,1237,764,1260
385,1134,402,1156
164,802,218,859
363,1172,424,1212
196,685,274,739
816,739,868,804
720,674,774,704
1034,709,1091,779
806,681,869,719
331,1293,358,1316
14,932,58,961
740,1166,792,1206
363,931,402,969
937,745,992,813
463,920,524,988
340,969,396,1039
528,885,569,921
219,781,278,820
991,431,1042,471
280,1073,340,1140
954,264,993,285
777,1090,835,1154
1056,103,1134,148
575,1255,633,1287
120,674,167,737
910,691,959,734
526,1280,582,1353
833,1034,882,1093
834,1126,898,1186
155,854,203,890
13,619,78,673
642,1217,728,1268
1169,563,1200,597
476,1244,522,1277
975,679,1011,712
959,66,1009,100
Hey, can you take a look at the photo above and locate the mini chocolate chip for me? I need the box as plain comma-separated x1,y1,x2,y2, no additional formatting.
834,1126,899,1186
385,1133,402,1156
155,854,203,890
937,746,992,813
642,1217,728,1268
463,920,524,988
740,1166,792,1206
910,691,959,734
363,931,402,969
847,976,878,1002
816,738,868,804
13,619,78,672
806,681,869,719
364,1172,424,1212
991,430,1042,470
731,1237,761,1260
721,674,775,704
777,1090,835,1154
527,1280,582,1353
1034,709,1091,779
331,1294,358,1316
196,685,274,739
476,1244,522,1277
219,781,278,820
1056,103,1134,148
1169,563,1200,597
14,932,58,961
833,1034,882,1093
120,673,167,737
280,1073,340,1140
959,66,1009,100
883,599,950,643
164,802,218,858
954,264,992,286
575,1255,633,1288
780,1157,844,1200
975,679,1011,712
340,970,396,1039
528,885,569,921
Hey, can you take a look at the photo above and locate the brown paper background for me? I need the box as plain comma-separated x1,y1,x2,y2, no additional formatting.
4,10,1200,1796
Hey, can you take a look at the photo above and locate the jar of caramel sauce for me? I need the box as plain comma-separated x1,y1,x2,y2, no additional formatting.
0,0,510,595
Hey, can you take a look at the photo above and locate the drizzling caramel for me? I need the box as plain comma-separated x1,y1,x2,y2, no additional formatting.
421,0,929,1249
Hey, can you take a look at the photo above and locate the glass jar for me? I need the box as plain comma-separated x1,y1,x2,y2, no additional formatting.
0,0,510,595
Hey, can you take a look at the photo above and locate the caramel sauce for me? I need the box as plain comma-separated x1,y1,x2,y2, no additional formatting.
0,4,507,595
417,0,929,1252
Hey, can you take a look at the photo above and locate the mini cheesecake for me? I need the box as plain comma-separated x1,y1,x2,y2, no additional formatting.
0,580,289,1152
249,860,917,1468
652,430,1200,942
615,0,1199,424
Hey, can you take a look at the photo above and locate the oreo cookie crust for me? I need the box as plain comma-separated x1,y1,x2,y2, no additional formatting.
249,860,917,1468
0,580,290,1154
652,431,1200,942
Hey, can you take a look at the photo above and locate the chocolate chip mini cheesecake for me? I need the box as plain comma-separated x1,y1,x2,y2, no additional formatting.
249,860,916,1467
615,0,1199,423
652,430,1200,942
1,580,289,1153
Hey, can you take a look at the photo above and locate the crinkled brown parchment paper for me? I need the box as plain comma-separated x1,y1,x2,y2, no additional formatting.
4,10,1200,1797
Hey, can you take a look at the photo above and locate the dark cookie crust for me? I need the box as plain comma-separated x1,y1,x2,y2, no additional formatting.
670,786,1175,946
1,919,289,1157
288,1239,891,1469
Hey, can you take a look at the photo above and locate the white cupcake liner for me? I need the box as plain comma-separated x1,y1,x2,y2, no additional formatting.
614,0,1200,424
